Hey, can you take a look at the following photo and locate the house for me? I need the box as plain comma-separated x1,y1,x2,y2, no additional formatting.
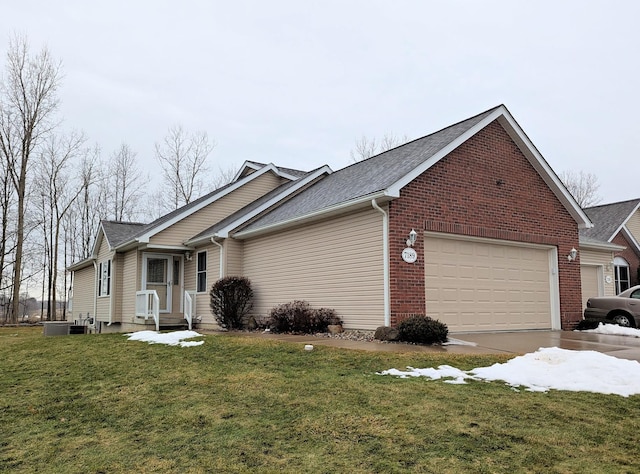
579,199,640,306
68,104,592,334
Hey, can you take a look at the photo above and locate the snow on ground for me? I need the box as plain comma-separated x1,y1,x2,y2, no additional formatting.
379,347,640,397
125,330,204,347
579,322,640,338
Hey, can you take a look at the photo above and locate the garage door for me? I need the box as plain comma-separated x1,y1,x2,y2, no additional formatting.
425,235,553,332
580,265,601,311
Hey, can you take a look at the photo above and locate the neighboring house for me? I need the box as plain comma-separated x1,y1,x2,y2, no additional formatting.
579,199,640,306
68,105,592,333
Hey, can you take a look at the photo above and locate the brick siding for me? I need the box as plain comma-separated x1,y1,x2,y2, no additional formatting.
388,120,582,329
611,233,640,288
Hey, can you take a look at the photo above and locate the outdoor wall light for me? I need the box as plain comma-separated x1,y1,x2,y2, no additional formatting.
567,248,578,262
185,251,192,261
407,229,418,247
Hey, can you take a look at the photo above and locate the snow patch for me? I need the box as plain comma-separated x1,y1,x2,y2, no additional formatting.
125,330,204,347
579,323,640,338
379,347,640,397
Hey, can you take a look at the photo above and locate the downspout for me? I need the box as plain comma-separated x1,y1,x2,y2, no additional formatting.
107,256,113,326
92,261,98,332
371,199,391,326
210,236,224,279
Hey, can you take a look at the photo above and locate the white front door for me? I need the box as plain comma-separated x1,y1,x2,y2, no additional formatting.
143,254,172,313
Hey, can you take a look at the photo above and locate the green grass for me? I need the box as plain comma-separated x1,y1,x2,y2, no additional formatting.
1,327,640,473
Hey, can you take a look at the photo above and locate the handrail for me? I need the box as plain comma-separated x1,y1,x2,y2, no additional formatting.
136,290,160,331
184,290,196,330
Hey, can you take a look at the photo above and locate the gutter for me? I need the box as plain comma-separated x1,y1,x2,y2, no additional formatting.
210,236,224,279
371,198,391,327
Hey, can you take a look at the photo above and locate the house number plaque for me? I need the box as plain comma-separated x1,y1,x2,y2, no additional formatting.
402,247,417,263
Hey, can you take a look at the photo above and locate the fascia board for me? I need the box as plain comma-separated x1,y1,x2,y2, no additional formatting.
232,161,262,182
233,191,391,240
133,164,281,246
386,105,593,230
386,107,506,197
620,226,640,254
186,166,332,244
496,113,593,230
67,256,96,272
609,202,640,243
90,224,106,258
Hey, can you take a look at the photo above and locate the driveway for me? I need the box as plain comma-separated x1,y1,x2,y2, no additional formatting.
243,330,640,362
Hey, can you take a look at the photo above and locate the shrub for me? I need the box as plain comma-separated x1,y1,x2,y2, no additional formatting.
397,315,448,344
267,301,342,334
209,276,253,329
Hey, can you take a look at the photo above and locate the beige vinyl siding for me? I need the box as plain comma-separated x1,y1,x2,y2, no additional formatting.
580,266,600,311
151,172,283,246
225,239,244,276
580,248,616,300
95,237,113,323
70,265,95,322
184,243,220,327
121,250,138,323
113,253,123,322
626,210,640,243
243,208,384,330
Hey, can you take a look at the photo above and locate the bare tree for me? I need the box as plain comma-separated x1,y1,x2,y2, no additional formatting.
559,170,601,208
350,132,409,163
110,143,144,221
36,131,87,320
211,165,238,190
154,125,216,211
0,35,61,324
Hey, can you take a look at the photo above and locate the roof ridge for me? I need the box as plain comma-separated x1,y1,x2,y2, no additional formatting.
584,197,640,211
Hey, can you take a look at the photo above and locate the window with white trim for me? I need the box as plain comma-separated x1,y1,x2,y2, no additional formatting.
614,256,630,294
196,251,207,293
98,260,111,296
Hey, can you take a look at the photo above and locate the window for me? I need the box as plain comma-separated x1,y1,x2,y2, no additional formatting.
98,260,111,296
614,257,630,295
196,251,207,293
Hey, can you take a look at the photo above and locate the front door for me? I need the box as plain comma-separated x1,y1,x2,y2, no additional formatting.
144,255,172,313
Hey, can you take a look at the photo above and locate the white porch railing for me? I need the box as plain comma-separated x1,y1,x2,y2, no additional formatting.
136,290,160,331
184,290,196,330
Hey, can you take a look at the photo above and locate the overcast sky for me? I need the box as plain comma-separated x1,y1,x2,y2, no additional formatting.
2,1,638,204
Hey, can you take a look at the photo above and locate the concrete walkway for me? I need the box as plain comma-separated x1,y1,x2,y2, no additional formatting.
234,330,640,362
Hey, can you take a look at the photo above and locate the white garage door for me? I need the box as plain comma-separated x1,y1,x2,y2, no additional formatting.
425,234,554,332
580,265,601,311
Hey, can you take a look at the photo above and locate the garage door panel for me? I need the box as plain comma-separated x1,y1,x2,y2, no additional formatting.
425,235,553,332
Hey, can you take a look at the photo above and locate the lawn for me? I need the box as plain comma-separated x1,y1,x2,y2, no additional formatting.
1,327,639,473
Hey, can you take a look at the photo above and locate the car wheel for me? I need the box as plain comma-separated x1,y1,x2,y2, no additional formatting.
612,314,633,327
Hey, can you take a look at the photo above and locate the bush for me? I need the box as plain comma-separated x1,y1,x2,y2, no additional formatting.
267,301,342,334
209,276,253,329
397,315,448,344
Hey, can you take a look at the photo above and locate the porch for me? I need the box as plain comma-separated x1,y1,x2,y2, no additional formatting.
135,289,198,331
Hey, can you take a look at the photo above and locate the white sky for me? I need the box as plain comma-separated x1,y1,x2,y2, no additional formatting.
3,1,639,204
128,325,640,396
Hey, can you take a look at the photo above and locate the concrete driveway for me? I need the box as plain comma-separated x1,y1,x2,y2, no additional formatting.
243,330,640,361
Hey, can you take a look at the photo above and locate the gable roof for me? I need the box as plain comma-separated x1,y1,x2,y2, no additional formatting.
580,198,640,255
235,105,592,238
581,199,640,242
186,165,332,245
233,161,308,181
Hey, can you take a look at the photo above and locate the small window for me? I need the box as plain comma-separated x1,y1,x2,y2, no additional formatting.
614,257,630,295
98,260,111,297
631,289,640,300
196,251,207,293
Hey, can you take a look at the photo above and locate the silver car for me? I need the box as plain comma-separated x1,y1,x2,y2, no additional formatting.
584,285,640,327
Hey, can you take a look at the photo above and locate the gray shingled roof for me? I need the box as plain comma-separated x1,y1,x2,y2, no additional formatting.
580,199,640,242
241,106,500,232
101,221,147,248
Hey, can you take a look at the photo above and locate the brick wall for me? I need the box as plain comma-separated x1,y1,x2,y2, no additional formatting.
611,233,640,288
388,120,582,329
